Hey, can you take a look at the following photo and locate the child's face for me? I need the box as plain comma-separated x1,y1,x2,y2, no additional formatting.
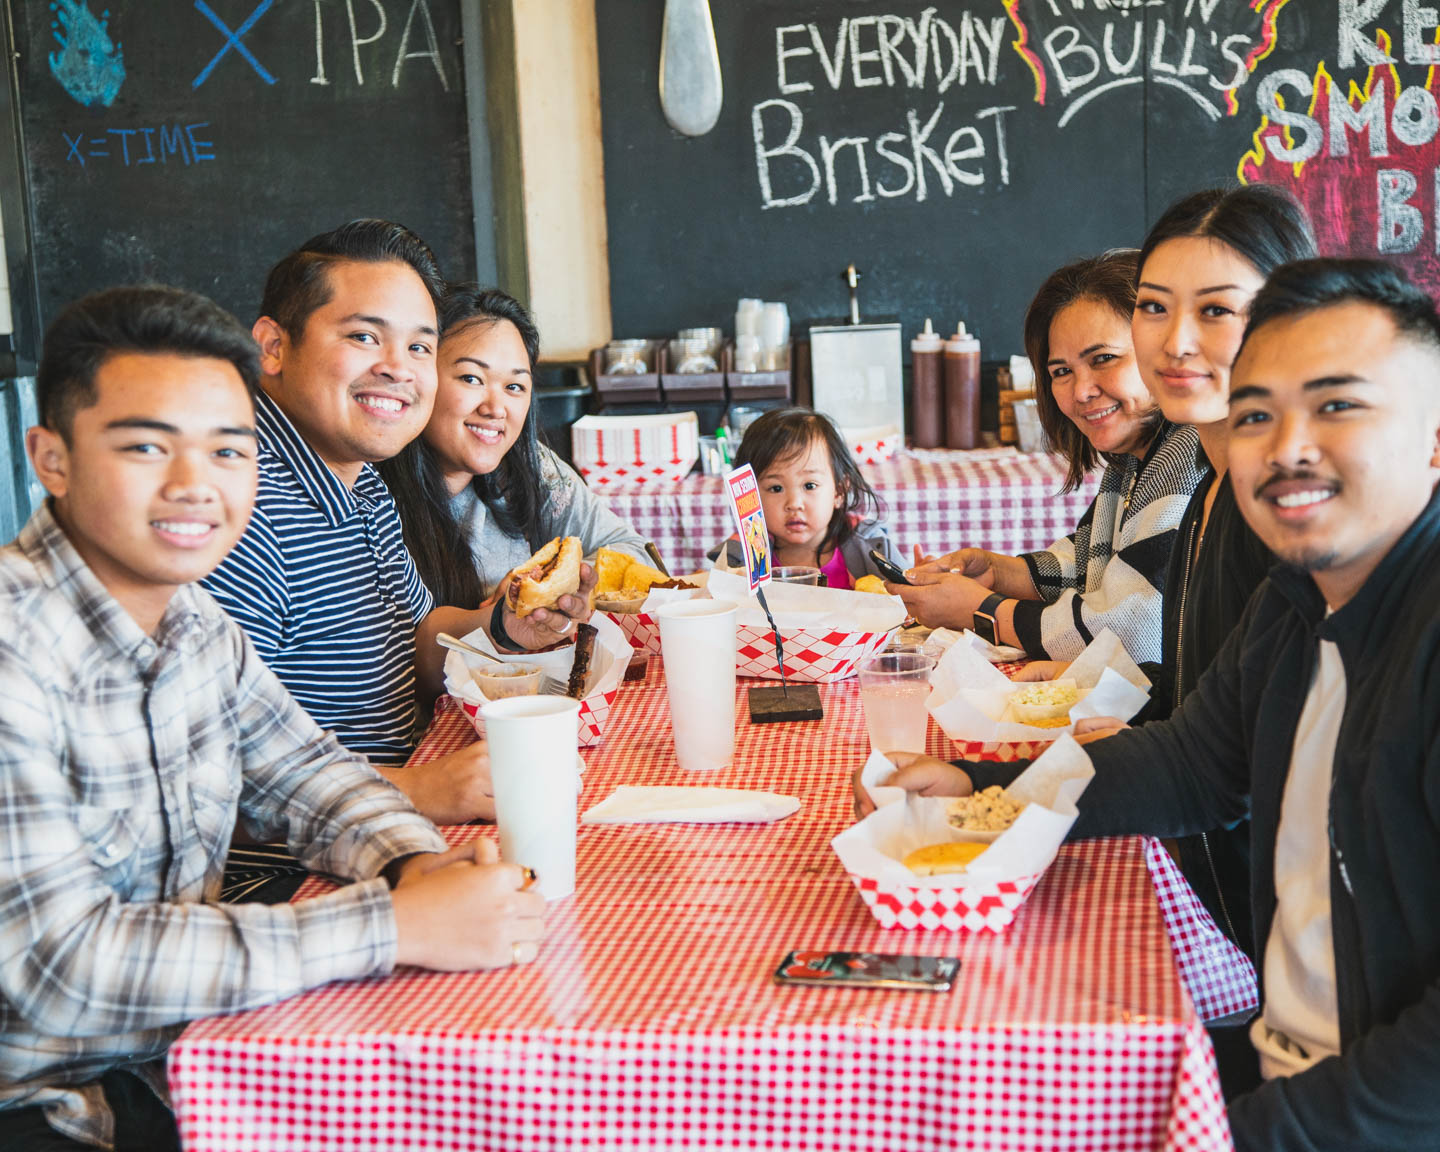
27,351,258,629
756,437,843,555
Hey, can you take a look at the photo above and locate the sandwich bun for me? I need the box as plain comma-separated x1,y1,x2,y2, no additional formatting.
506,536,583,617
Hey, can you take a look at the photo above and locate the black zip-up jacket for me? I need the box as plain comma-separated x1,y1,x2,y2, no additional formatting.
968,486,1440,1151
1139,468,1276,962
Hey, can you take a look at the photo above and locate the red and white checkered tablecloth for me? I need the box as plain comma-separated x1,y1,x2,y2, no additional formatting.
597,447,1100,574
169,666,1234,1152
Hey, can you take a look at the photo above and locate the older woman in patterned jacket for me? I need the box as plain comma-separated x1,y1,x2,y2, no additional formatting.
894,250,1205,665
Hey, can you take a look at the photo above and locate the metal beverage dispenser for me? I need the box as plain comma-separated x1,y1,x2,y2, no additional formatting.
807,265,904,438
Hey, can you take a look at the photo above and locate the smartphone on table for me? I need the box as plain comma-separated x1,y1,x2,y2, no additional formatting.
773,950,959,991
869,549,912,586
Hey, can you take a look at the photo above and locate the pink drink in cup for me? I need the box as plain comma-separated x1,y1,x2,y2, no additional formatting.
858,651,935,753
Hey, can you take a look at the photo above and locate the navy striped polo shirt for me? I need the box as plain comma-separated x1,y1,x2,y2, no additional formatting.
202,390,434,767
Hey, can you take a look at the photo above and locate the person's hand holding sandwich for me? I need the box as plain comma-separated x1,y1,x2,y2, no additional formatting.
413,536,597,822
491,536,598,652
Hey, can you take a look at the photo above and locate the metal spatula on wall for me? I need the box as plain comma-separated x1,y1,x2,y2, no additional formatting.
659,0,722,136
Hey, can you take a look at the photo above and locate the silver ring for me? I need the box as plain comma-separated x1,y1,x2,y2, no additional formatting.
555,618,574,635
511,940,525,966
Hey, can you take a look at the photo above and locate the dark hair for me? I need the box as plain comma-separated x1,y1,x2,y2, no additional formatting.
378,285,547,609
1241,257,1440,357
1024,249,1163,493
38,284,260,440
1137,184,1318,290
259,218,445,339
734,407,882,561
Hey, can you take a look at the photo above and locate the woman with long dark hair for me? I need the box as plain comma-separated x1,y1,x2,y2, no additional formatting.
380,285,647,612
897,249,1206,663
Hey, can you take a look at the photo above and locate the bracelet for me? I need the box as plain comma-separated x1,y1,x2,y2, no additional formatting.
489,597,527,653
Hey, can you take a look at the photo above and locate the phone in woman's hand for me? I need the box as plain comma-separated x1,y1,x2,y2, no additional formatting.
869,549,912,585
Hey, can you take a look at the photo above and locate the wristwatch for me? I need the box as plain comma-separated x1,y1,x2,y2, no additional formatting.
973,593,1006,645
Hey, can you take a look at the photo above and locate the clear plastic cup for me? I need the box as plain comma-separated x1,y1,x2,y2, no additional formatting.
697,435,726,475
729,404,767,433
858,651,936,754
1013,397,1047,454
604,339,651,375
771,566,821,586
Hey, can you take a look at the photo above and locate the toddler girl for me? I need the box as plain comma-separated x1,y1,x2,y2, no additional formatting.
710,407,901,588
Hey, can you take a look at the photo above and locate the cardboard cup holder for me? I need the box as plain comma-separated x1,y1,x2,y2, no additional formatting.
591,342,662,405
661,338,728,403
727,340,792,401
590,340,794,406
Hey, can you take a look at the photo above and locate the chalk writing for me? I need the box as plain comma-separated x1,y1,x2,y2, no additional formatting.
775,12,1007,95
48,0,125,108
757,7,1018,208
754,97,1013,207
750,2,1286,211
193,0,275,88
1239,11,1440,290
62,124,216,167
310,0,448,90
1004,0,1289,127
393,0,448,89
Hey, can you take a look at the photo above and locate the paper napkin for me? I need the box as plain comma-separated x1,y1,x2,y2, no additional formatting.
582,786,801,824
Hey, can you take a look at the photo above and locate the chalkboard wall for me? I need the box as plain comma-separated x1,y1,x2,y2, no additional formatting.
12,0,474,354
598,1,1439,357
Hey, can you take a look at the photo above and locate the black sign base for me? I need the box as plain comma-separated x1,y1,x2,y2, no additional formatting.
748,684,823,724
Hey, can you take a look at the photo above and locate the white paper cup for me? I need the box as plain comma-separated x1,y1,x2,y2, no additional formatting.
657,600,738,772
481,695,582,900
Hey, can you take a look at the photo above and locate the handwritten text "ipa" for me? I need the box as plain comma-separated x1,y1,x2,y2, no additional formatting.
309,0,449,90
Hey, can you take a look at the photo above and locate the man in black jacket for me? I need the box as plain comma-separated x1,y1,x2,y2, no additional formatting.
858,258,1440,1152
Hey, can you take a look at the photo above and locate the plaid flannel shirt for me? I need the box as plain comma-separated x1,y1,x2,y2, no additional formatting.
0,505,446,1148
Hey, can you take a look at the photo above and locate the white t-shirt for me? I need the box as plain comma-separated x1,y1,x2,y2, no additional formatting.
1251,631,1345,1079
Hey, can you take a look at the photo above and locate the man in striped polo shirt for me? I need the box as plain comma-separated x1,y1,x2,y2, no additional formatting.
204,220,594,829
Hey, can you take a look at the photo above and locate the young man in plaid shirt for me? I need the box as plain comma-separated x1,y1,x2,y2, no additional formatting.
0,285,544,1151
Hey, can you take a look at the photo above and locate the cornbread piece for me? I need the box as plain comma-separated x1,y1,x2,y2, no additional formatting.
902,840,989,876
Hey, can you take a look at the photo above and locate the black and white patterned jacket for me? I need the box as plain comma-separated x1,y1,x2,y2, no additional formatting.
1013,421,1206,663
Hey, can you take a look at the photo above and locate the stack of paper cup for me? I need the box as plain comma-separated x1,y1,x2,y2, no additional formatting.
482,695,582,900
657,600,738,772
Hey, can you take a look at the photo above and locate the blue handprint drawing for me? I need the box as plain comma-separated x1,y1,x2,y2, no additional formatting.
49,1,125,108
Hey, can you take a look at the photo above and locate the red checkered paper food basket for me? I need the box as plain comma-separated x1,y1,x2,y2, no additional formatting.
454,685,619,748
848,870,1044,932
845,423,901,464
736,624,893,682
571,412,699,488
606,608,661,653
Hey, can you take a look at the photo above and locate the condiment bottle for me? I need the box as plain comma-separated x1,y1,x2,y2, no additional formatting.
910,318,944,449
944,320,981,450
